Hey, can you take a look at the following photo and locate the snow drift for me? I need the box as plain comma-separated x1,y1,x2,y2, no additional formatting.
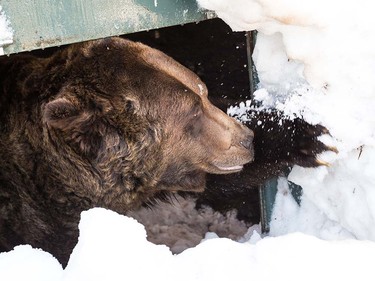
199,0,375,241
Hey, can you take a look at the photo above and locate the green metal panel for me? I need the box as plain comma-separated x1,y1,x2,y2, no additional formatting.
259,177,278,233
0,0,214,55
259,177,302,233
245,31,259,99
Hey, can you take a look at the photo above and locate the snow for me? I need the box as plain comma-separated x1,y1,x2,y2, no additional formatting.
2,0,375,279
0,5,13,55
199,0,375,242
0,245,63,281
2,208,375,281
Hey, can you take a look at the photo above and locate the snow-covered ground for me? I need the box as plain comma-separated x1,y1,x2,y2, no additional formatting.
2,0,375,279
3,208,375,281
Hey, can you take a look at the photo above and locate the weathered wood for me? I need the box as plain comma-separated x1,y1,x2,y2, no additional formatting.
1,0,214,55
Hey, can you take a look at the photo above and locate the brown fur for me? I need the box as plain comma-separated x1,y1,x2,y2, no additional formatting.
0,37,253,266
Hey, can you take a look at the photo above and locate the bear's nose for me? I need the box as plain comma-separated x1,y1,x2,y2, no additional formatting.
240,132,254,150
240,139,252,150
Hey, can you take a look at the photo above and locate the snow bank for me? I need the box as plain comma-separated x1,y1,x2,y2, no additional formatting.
64,208,173,281
198,0,375,241
2,208,375,281
0,245,63,281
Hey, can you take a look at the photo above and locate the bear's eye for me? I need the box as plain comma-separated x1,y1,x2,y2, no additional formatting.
190,104,202,118
125,100,133,112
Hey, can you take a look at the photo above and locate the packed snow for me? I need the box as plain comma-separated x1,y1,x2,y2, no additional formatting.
199,0,375,242
2,208,375,281
2,0,375,279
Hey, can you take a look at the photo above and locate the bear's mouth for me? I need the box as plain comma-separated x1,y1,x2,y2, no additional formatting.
213,164,244,173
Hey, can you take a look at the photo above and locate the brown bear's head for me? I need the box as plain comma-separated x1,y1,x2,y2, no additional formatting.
42,38,254,198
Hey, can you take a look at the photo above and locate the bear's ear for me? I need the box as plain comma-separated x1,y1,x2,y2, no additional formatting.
43,98,103,157
43,98,81,129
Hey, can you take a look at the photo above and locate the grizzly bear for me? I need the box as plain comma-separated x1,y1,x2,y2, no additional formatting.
0,37,333,266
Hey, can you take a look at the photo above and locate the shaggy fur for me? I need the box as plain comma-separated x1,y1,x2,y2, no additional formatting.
129,195,249,254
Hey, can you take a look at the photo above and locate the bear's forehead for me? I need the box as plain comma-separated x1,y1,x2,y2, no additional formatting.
83,38,207,93
73,38,208,115
126,40,208,98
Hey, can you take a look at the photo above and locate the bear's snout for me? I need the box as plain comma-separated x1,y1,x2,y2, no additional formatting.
198,110,254,175
230,120,254,153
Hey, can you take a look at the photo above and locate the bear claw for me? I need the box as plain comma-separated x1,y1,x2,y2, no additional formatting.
315,159,331,167
327,145,339,154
